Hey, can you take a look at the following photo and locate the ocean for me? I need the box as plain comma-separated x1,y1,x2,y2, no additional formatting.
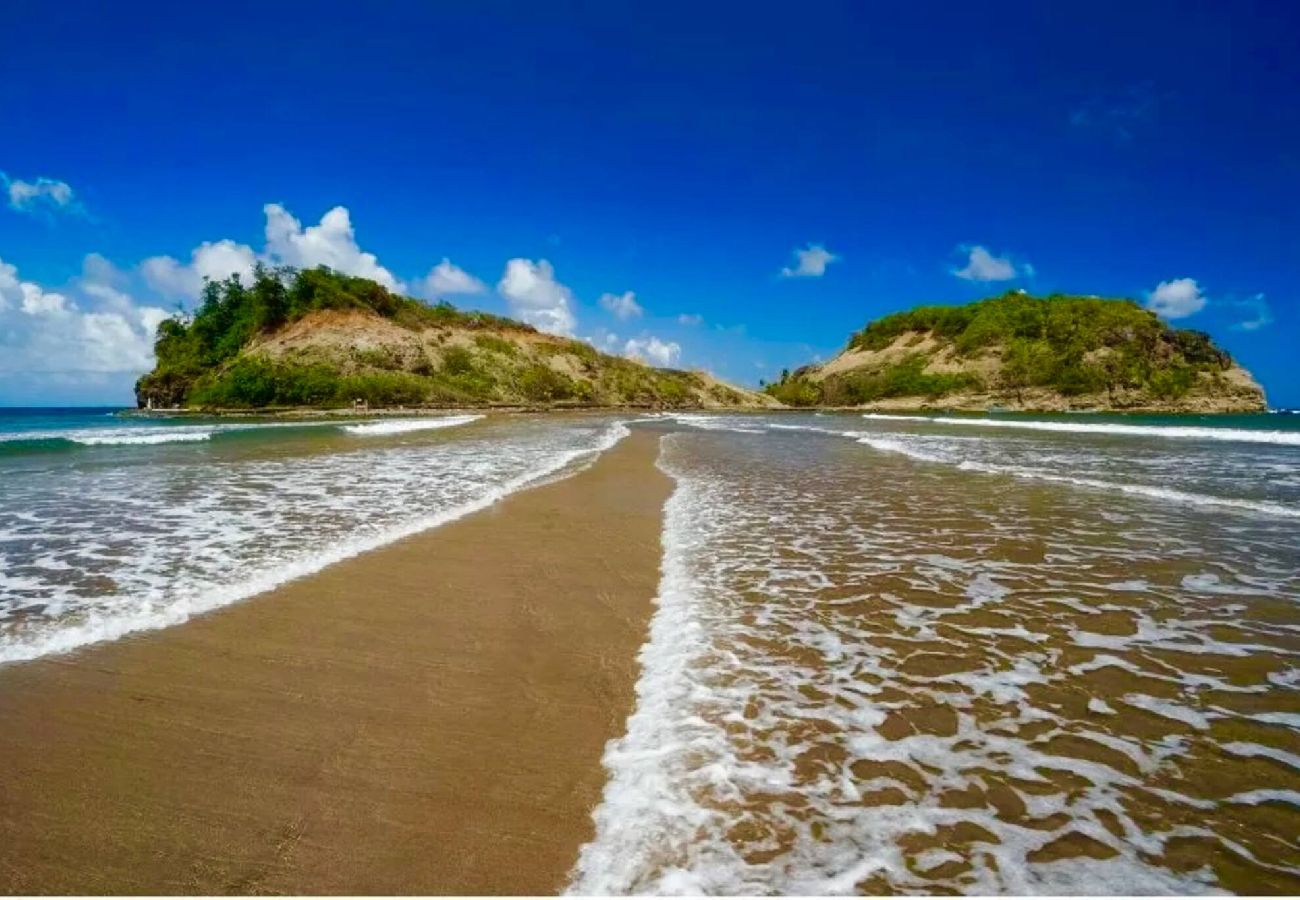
572,410,1300,894
0,408,627,663
3,406,1299,893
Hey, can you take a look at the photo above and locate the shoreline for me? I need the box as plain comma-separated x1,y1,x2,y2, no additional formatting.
115,402,1279,420
0,430,671,894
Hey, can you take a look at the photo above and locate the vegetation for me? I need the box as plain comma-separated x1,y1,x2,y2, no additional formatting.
767,292,1241,407
136,265,754,410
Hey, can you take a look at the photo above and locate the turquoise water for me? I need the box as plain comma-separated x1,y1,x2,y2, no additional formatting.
0,407,337,455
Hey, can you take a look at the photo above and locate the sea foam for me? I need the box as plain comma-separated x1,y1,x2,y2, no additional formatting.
862,413,1300,446
852,434,1300,518
0,418,627,664
571,424,1299,894
340,414,484,436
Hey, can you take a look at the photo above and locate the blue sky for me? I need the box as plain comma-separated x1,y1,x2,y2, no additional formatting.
2,0,1297,406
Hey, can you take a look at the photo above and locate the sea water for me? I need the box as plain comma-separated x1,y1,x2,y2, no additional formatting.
572,411,1300,895
5,406,1299,893
0,408,627,663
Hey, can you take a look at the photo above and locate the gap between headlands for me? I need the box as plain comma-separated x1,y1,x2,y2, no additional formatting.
0,429,670,895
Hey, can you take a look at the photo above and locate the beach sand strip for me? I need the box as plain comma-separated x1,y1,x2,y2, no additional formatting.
0,430,669,894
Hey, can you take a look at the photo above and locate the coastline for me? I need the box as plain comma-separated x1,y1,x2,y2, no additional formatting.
0,430,671,894
115,398,1276,420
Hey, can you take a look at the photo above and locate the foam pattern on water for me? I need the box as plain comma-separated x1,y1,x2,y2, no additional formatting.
340,414,484,435
572,421,1300,895
0,416,625,662
861,413,1300,446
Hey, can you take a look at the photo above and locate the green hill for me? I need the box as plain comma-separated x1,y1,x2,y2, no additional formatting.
135,266,772,410
765,292,1265,412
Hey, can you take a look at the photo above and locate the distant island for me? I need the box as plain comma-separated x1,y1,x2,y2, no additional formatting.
137,277,1266,415
765,293,1266,413
135,267,772,411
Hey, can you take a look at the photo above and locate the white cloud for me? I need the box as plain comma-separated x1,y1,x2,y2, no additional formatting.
141,239,258,300
951,245,1029,282
677,313,703,326
422,258,486,297
79,254,133,307
138,203,400,301
583,328,621,353
263,203,400,291
624,334,682,367
496,258,576,336
599,290,643,320
0,256,168,392
2,172,81,215
781,244,838,278
1231,293,1273,332
1146,277,1207,320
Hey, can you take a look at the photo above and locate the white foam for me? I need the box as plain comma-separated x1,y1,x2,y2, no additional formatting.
340,414,484,436
855,435,1300,519
70,429,216,445
3,419,342,447
568,437,725,894
862,413,1300,446
567,427,1261,895
662,413,767,434
0,419,627,664
1222,742,1300,772
1225,789,1300,808
1122,694,1212,731
1088,697,1117,715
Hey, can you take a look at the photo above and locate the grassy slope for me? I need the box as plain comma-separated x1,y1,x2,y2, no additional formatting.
765,292,1265,411
135,266,769,410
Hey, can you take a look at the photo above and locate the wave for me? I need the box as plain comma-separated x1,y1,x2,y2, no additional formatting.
0,415,486,454
0,420,629,664
854,435,1300,518
862,413,1300,446
658,413,768,434
70,429,216,446
569,434,713,894
340,415,484,436
571,431,1240,895
0,426,220,449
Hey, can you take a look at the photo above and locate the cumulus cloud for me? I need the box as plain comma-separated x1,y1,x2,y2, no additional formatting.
677,313,703,326
1,172,82,216
1231,293,1273,332
780,244,838,278
0,256,169,395
1145,277,1207,320
421,258,486,297
138,203,401,301
951,245,1029,282
582,328,621,353
599,290,643,320
141,239,258,300
624,334,682,367
263,203,400,291
496,258,576,336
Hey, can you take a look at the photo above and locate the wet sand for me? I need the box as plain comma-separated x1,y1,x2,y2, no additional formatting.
0,431,670,894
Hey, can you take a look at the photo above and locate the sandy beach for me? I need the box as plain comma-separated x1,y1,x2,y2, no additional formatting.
0,431,669,894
